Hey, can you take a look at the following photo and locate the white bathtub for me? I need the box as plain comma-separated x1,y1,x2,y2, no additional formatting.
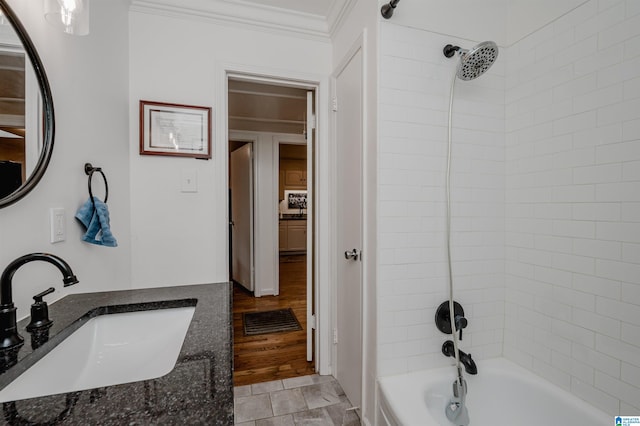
378,358,611,426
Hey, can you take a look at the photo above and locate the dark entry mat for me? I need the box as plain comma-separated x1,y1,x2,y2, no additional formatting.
242,308,302,336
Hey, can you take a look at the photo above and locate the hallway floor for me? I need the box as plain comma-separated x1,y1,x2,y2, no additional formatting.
233,254,315,386
234,374,360,425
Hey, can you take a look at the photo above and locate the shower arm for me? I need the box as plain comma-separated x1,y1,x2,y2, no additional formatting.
381,0,400,19
443,44,469,58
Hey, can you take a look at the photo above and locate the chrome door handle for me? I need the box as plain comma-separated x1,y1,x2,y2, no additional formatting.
344,249,359,261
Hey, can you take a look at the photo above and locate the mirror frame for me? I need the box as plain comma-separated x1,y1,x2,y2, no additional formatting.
0,0,55,208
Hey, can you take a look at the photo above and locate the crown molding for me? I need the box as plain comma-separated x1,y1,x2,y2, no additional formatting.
327,0,356,38
130,0,334,42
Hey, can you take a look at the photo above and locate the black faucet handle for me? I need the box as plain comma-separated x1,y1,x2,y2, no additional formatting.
435,301,467,338
455,315,468,340
27,287,54,332
27,287,55,349
442,340,455,357
33,287,55,303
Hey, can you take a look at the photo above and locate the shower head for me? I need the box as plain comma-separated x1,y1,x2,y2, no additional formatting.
443,41,499,81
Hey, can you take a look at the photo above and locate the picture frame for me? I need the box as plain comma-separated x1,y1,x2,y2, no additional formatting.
284,190,307,213
140,100,212,159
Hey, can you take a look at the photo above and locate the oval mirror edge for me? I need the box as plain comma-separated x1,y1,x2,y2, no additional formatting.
0,0,55,209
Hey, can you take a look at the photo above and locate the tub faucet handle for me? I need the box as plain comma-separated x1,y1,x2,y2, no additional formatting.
435,301,467,340
455,315,467,340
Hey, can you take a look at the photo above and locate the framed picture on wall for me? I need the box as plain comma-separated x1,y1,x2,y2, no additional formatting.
284,190,307,213
139,100,212,159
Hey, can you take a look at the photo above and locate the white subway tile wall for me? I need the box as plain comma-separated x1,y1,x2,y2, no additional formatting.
378,23,506,377
506,0,639,415
378,0,640,416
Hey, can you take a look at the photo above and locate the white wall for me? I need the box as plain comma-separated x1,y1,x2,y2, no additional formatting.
0,0,131,318
377,21,506,376
506,0,588,45
385,0,592,48
504,0,640,415
128,8,331,288
383,0,508,46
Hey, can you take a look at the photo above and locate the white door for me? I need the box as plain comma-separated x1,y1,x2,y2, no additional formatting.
334,48,363,409
230,143,254,291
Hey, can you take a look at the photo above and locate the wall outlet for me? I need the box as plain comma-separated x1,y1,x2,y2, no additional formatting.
50,208,65,243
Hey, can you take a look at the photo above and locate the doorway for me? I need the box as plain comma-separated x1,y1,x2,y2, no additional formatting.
227,77,317,386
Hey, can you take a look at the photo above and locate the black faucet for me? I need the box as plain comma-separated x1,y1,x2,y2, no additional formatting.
0,253,78,370
442,340,478,375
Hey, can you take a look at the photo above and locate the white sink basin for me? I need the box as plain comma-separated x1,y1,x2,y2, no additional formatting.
0,305,195,403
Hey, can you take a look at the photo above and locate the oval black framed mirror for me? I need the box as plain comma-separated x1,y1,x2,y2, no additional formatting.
0,0,54,208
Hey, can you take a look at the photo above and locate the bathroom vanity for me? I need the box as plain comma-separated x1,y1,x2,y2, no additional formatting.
0,282,233,425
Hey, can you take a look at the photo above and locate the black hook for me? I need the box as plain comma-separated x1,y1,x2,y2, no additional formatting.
84,163,108,210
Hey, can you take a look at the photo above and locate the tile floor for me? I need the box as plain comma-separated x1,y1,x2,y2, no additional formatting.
234,374,360,425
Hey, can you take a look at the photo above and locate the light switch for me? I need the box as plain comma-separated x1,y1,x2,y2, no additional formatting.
50,208,65,243
181,169,198,193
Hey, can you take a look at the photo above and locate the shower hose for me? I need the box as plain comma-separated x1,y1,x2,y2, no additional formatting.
446,65,464,386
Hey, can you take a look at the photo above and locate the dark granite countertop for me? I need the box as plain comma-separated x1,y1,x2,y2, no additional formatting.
0,282,233,425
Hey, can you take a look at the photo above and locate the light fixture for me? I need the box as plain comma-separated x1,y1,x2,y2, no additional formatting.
44,0,89,36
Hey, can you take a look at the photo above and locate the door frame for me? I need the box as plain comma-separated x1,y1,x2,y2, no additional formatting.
222,66,331,374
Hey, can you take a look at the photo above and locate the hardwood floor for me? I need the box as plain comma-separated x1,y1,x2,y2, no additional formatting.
233,254,315,386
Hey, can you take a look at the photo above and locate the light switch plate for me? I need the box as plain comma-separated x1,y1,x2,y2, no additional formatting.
181,169,198,193
50,208,65,243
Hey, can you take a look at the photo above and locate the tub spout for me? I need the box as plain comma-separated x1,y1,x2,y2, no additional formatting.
459,350,477,375
442,340,478,375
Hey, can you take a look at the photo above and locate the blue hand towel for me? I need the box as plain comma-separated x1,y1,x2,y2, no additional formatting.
75,197,118,247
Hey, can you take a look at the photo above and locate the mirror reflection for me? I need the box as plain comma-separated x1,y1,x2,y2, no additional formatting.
0,13,42,199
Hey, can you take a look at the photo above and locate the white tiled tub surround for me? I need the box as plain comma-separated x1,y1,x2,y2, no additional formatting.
378,0,640,417
504,0,640,415
378,23,506,376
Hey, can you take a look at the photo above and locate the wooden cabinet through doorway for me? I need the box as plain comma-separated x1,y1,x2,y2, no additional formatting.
279,220,306,252
284,168,306,187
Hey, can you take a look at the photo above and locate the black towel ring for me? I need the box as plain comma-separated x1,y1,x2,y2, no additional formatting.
84,163,108,210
